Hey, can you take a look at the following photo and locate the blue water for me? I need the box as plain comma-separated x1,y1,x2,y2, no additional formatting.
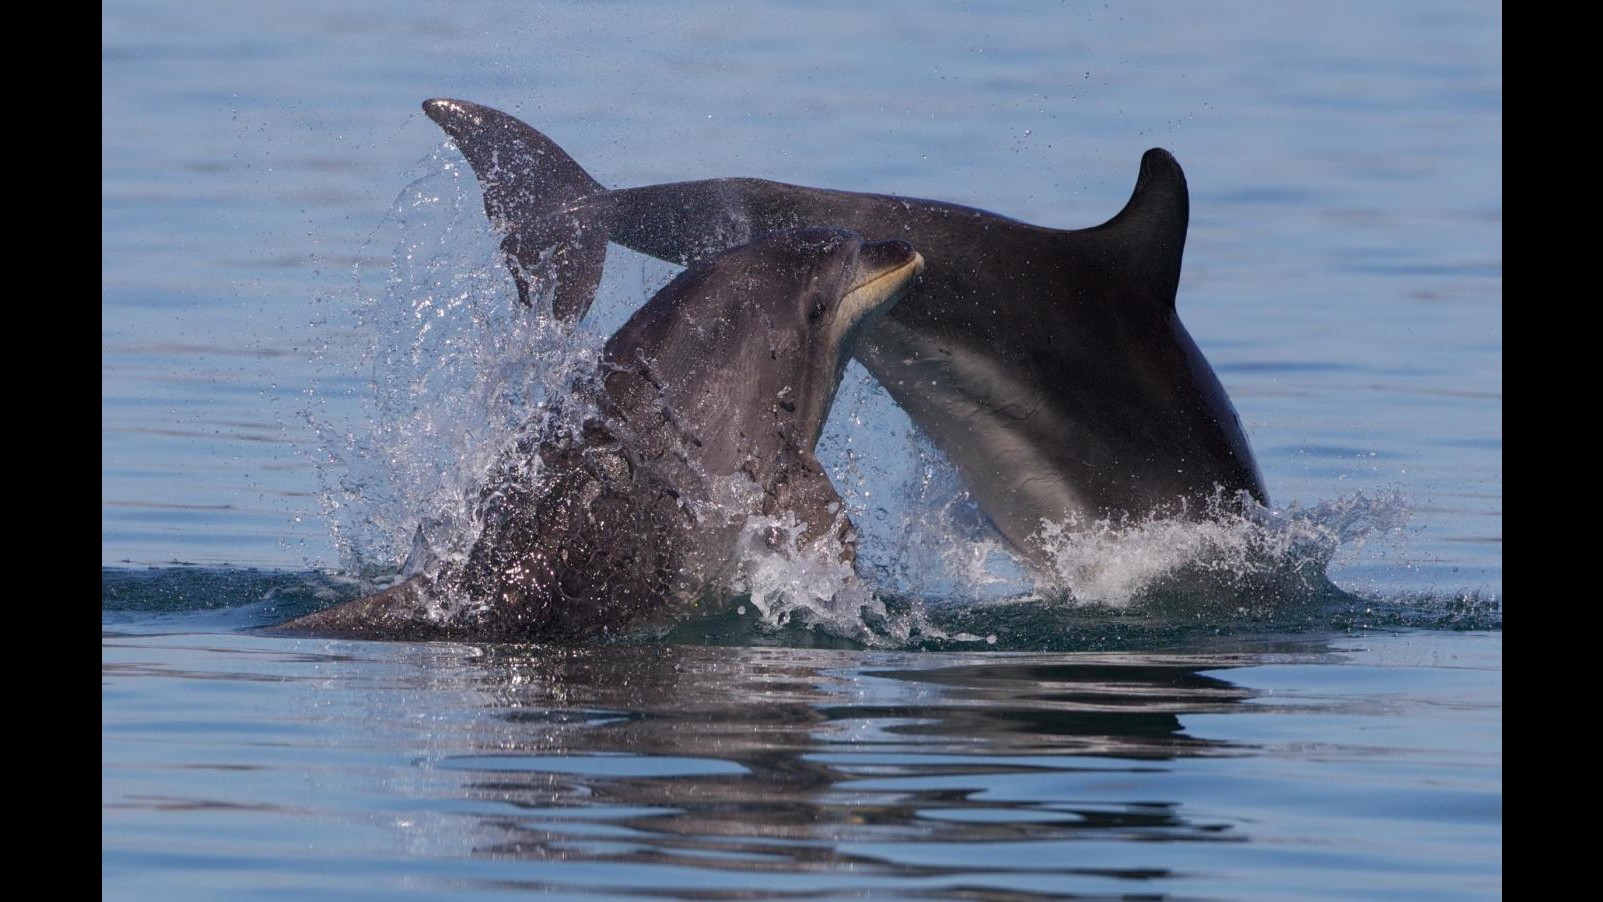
103,0,1501,897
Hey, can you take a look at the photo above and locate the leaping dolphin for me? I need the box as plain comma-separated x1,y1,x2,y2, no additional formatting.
277,228,924,641
422,99,1267,567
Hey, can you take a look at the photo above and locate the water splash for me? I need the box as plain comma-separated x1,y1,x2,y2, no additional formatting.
306,151,609,578
1030,491,1412,611
817,370,1030,603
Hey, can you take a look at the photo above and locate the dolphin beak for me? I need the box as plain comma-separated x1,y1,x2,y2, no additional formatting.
843,239,924,320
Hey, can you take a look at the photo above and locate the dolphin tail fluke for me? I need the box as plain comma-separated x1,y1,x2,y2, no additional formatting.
1090,148,1191,307
422,98,611,321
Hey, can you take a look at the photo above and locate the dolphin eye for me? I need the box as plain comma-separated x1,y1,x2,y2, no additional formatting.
808,296,828,322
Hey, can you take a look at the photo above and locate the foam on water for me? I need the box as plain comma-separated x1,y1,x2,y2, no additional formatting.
1031,490,1411,608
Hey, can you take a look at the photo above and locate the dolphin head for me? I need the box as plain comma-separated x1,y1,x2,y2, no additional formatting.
604,228,922,472
785,229,925,446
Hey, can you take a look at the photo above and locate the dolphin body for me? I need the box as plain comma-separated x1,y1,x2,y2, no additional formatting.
277,228,924,641
421,99,1268,568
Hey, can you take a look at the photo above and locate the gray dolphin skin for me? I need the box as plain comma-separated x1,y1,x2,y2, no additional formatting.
277,228,924,641
421,99,1268,566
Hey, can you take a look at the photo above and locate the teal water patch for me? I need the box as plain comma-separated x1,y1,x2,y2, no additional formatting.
102,565,1499,652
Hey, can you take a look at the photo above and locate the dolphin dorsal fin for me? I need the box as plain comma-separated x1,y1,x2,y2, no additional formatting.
423,99,610,321
1087,148,1190,309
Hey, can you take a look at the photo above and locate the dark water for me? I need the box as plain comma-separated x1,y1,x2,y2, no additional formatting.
103,0,1500,896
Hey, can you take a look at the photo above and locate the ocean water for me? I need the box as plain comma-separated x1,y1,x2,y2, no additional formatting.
102,0,1501,897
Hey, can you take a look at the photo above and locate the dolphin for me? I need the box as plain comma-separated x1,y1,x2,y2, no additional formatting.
419,99,1268,568
277,228,924,641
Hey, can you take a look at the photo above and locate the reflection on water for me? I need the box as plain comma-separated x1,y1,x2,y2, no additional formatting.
372,642,1263,880
428,644,1258,878
103,627,1500,897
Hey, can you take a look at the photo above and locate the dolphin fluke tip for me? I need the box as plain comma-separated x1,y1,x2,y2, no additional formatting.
422,98,491,133
1136,148,1186,192
1141,147,1180,167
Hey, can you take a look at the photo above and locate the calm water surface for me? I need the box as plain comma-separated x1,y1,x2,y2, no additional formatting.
103,1,1500,897
104,624,1499,898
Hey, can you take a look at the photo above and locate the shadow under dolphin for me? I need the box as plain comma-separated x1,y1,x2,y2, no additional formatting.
420,99,1269,571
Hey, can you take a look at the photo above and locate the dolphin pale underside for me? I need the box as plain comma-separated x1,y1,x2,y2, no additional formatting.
422,98,1268,567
